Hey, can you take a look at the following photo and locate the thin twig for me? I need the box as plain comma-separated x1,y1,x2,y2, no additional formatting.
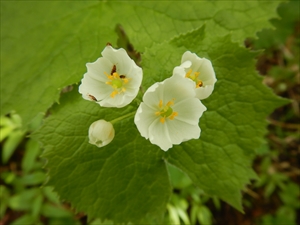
268,118,300,130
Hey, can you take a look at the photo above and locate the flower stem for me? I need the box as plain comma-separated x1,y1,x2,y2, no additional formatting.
110,111,136,124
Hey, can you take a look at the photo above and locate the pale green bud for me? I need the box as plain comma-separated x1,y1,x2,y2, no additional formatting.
88,119,115,147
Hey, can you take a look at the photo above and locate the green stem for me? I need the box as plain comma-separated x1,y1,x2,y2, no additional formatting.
134,97,142,105
110,111,136,124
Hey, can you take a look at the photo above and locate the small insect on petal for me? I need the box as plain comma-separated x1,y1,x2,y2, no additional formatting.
111,65,117,75
88,94,97,101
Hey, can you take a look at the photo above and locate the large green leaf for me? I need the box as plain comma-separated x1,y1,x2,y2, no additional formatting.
33,88,171,223
1,1,115,124
125,1,281,50
33,26,288,222
141,26,288,211
1,0,280,126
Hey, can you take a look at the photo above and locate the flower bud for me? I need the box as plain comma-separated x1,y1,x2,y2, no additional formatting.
88,120,115,147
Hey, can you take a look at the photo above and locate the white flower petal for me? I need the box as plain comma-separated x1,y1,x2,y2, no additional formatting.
126,65,143,88
162,76,196,102
88,120,115,147
148,119,172,151
143,76,196,110
182,51,198,66
102,46,133,74
195,84,215,100
173,98,206,125
172,60,191,78
172,65,187,78
86,57,112,82
79,73,111,101
100,91,135,108
165,119,200,145
134,102,159,139
197,60,216,82
142,82,164,110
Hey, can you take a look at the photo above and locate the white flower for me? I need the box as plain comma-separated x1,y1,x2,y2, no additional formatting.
173,51,217,100
134,76,207,151
88,119,115,147
79,46,143,108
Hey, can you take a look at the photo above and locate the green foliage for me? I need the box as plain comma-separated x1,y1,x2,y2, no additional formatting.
250,4,299,223
1,113,25,164
255,156,287,197
260,182,300,225
255,145,299,225
253,0,299,49
33,26,288,223
22,139,43,173
33,88,171,224
1,0,290,224
166,164,216,225
0,116,78,224
143,26,287,210
0,185,9,218
1,0,281,126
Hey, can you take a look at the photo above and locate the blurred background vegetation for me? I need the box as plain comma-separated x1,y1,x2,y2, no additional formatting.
1,1,299,224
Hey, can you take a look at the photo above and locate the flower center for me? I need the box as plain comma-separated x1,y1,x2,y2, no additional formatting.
185,69,203,88
155,99,178,124
105,71,129,98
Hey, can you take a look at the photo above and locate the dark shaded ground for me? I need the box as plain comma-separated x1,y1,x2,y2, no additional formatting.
210,21,300,225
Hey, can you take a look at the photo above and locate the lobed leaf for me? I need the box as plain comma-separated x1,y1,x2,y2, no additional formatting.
142,26,289,210
33,89,171,223
1,0,281,126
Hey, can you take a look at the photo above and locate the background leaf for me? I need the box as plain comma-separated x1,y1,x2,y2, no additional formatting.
1,0,281,126
33,89,171,224
141,26,289,210
33,26,288,222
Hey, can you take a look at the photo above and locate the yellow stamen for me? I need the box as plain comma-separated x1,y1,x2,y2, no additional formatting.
160,117,165,124
185,69,192,78
105,71,129,98
158,100,163,108
185,69,204,88
110,90,118,98
156,99,178,123
105,72,114,80
112,72,120,79
166,100,174,107
169,112,178,120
